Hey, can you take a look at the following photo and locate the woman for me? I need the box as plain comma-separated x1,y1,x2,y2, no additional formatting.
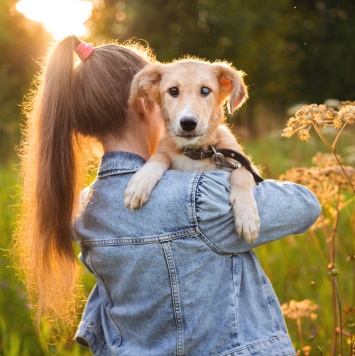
17,36,321,355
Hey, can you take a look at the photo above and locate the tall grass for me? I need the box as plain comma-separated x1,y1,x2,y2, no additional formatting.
0,163,44,355
250,103,355,355
0,163,93,355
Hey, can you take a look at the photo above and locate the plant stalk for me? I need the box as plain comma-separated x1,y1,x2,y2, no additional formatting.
313,123,355,194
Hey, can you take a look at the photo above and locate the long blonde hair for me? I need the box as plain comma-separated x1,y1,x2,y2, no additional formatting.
15,36,154,342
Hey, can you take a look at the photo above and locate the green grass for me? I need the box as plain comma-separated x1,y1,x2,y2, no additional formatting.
0,163,93,355
0,126,354,354
247,128,355,354
255,222,354,353
0,163,44,355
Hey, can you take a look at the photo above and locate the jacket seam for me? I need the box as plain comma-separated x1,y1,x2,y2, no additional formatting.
75,319,103,355
231,255,242,348
80,228,198,247
98,168,139,178
88,250,122,349
192,172,231,255
254,251,282,334
161,242,185,356
219,335,294,356
190,171,202,225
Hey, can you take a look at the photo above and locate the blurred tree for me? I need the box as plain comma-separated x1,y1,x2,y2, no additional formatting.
0,0,353,159
0,0,49,161
286,0,355,103
88,0,355,127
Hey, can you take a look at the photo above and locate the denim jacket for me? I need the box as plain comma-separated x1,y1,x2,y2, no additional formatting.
73,151,321,356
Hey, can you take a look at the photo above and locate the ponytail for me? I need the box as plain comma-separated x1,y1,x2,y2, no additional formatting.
37,36,79,264
16,36,83,342
15,36,155,344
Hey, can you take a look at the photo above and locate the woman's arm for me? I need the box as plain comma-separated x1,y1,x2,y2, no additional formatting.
195,171,321,254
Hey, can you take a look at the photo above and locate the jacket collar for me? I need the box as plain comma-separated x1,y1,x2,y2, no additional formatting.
98,151,146,178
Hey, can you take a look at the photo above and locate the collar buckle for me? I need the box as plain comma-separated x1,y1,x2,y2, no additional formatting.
183,144,263,183
210,145,242,170
183,146,206,159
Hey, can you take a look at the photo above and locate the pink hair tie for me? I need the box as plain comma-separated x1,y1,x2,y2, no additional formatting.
75,41,94,61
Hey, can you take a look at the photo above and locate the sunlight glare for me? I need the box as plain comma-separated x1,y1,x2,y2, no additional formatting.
16,0,93,39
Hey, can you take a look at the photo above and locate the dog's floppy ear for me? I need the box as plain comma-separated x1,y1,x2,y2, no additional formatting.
213,63,248,113
129,63,163,105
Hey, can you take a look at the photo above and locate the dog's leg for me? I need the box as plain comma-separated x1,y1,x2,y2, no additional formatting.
216,125,260,243
229,169,260,243
124,152,171,210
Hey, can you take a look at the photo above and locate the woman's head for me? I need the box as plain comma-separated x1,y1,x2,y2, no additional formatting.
16,36,155,343
73,39,154,137
42,36,154,138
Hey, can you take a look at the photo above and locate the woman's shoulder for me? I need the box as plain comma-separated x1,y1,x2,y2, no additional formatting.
162,169,231,194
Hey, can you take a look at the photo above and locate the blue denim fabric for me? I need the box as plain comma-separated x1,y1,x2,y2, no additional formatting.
73,151,321,356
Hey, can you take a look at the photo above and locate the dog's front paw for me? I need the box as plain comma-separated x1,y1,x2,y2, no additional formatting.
230,194,260,244
123,162,166,210
124,176,152,210
235,207,260,244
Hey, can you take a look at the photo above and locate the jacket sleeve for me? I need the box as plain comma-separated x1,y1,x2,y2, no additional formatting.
194,171,321,254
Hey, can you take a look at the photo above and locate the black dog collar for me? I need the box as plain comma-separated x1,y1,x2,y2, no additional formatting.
183,145,263,183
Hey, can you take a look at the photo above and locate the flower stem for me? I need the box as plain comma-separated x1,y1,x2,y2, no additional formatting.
313,123,333,151
334,278,343,356
296,317,305,351
331,276,338,356
313,123,355,194
332,122,348,150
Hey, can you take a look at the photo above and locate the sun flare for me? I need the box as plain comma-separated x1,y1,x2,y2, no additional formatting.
16,0,93,39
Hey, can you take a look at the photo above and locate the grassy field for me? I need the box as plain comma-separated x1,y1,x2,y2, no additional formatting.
0,125,354,355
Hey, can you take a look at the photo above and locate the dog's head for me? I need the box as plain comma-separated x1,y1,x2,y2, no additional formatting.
129,58,248,148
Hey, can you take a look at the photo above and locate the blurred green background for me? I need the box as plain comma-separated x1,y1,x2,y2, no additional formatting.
0,0,354,354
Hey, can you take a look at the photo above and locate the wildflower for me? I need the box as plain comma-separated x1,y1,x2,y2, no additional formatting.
281,299,319,320
282,126,295,138
282,102,354,140
301,345,312,356
338,103,355,124
310,313,318,321
311,152,338,167
298,129,310,141
333,114,343,129
280,152,355,228
338,100,355,110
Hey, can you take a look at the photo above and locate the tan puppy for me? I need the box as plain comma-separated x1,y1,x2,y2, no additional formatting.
124,59,260,243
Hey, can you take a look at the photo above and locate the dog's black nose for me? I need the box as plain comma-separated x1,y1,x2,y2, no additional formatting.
180,116,198,132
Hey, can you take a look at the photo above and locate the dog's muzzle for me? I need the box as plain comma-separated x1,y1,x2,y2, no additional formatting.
180,116,197,132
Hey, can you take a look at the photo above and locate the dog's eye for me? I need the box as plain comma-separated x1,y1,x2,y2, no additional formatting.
168,87,179,97
201,87,211,96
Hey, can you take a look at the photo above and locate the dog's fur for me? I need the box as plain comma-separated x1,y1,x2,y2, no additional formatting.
123,59,260,243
